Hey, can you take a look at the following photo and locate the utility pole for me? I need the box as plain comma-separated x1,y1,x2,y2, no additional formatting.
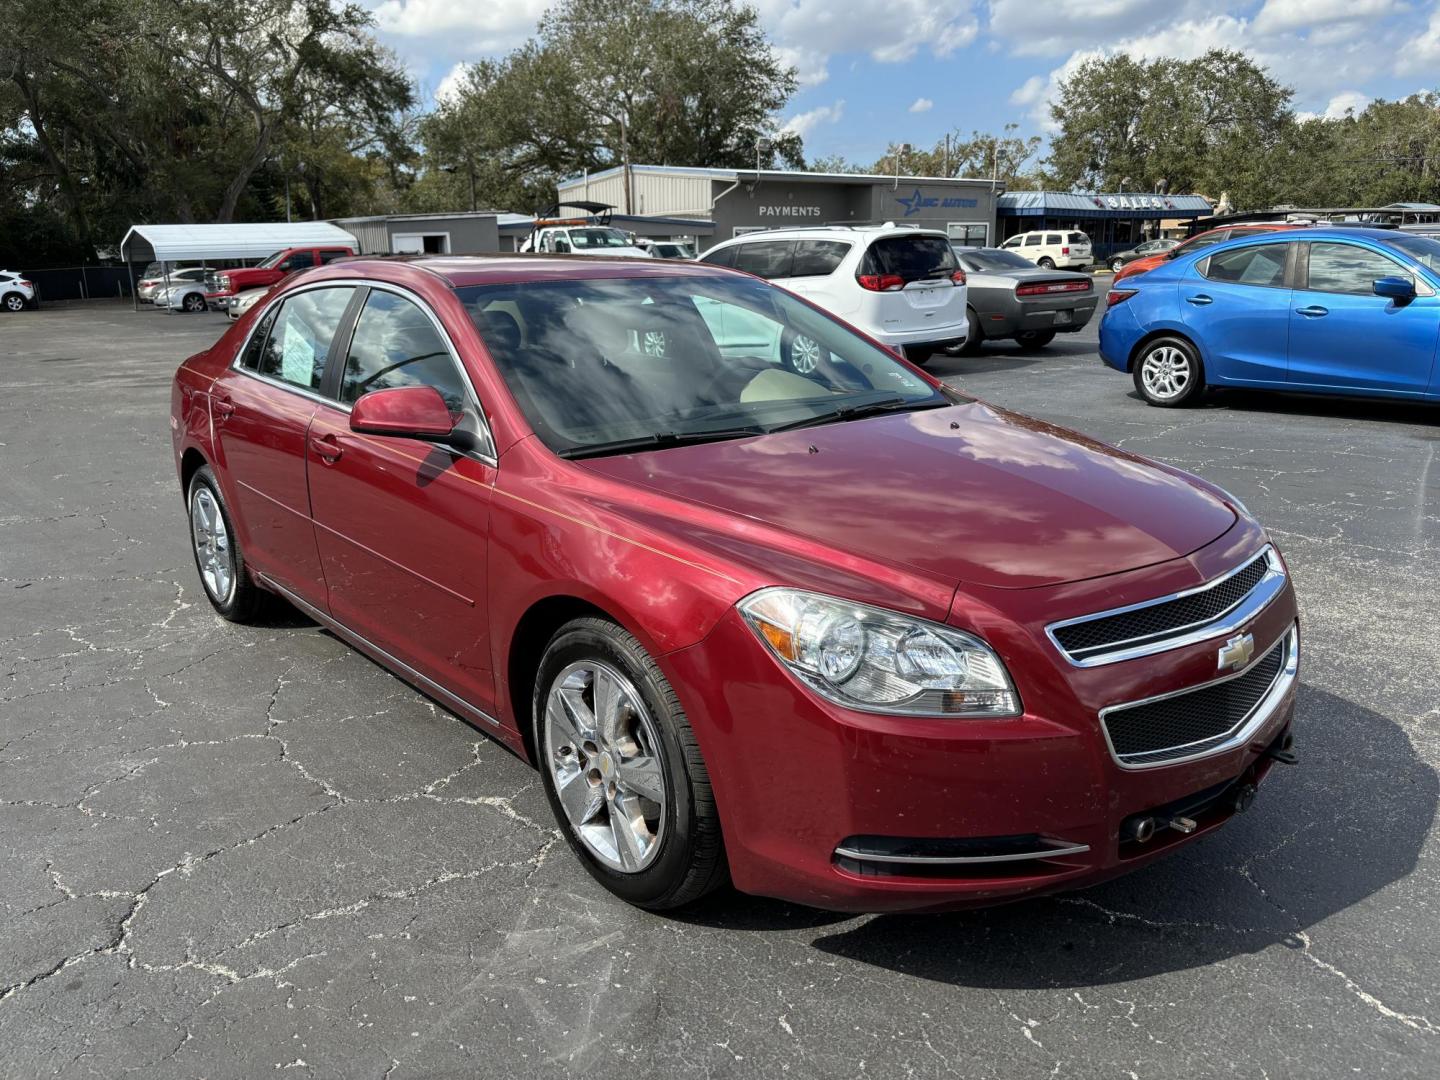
620,114,632,214
943,133,951,177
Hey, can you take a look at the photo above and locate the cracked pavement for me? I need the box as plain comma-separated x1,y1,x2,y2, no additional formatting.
1,300,1436,1078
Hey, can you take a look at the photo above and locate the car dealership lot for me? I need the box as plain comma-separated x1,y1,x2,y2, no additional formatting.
1,301,1436,1078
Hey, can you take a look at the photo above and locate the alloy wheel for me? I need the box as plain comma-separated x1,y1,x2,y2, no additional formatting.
1140,345,1193,401
544,660,668,873
4,294,24,311
184,293,205,312
190,487,235,603
790,334,822,374
1111,259,1124,272
642,329,667,357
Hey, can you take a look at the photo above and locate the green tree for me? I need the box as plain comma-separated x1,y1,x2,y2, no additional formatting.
869,125,1043,185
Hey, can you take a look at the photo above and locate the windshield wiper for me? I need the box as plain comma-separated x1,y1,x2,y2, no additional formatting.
766,397,949,433
557,427,763,460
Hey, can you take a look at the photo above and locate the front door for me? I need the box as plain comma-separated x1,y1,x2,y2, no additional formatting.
211,286,357,608
1288,240,1440,396
1178,240,1294,385
306,286,498,717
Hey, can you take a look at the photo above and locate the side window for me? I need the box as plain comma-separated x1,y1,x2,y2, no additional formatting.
1045,233,1062,245
1306,242,1410,295
790,240,851,277
700,245,737,268
1202,244,1289,287
1023,235,1041,247
278,251,316,273
255,287,354,390
239,304,279,371
1000,236,1022,249
341,289,468,410
732,241,795,279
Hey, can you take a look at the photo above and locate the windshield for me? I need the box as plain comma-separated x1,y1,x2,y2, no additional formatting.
458,274,956,456
255,250,287,269
1385,234,1440,271
955,248,1034,272
567,228,633,249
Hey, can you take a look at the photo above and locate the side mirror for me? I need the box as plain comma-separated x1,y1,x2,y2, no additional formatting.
350,386,459,441
1373,276,1416,301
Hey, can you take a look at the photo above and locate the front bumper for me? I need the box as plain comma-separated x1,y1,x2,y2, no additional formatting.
661,539,1300,913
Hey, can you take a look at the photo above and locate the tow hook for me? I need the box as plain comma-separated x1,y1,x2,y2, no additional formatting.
1229,783,1258,814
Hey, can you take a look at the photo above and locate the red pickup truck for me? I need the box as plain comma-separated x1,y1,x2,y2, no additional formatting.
206,245,355,308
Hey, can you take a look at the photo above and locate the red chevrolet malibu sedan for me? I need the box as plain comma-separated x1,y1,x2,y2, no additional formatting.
170,254,1299,913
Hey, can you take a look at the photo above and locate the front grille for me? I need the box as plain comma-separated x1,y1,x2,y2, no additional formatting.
1102,634,1288,767
1051,550,1273,663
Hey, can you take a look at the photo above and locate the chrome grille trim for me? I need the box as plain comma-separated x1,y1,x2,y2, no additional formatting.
833,839,1091,865
1046,545,1286,667
1098,624,1299,771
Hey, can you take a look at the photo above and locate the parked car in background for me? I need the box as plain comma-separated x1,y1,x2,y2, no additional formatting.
171,252,1298,913
951,247,1096,352
640,240,695,260
1108,237,1180,273
138,266,209,304
999,230,1093,270
206,245,355,309
0,271,37,312
153,278,211,313
1101,227,1440,407
226,288,269,321
700,225,968,363
522,224,652,258
1113,223,1300,283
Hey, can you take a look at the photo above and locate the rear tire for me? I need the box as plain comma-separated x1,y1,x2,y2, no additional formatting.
904,345,934,365
1015,330,1056,350
535,617,727,910
959,308,983,355
1110,258,1125,273
2,292,26,312
1133,335,1205,407
187,466,268,622
780,328,828,375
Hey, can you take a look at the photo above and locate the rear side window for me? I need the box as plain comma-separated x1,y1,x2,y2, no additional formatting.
341,290,467,410
1045,234,1062,245
732,241,795,279
859,235,957,282
1202,244,1289,287
277,251,316,273
1306,242,1409,295
790,240,851,277
255,287,355,390
239,305,279,370
319,250,348,265
700,245,737,268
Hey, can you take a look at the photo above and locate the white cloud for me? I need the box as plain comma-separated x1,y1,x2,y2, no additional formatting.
752,1,979,79
433,62,469,105
370,0,552,51
1297,89,1373,121
781,100,846,139
1396,8,1440,75
909,97,934,113
988,0,1216,57
1008,75,1047,107
1253,0,1396,36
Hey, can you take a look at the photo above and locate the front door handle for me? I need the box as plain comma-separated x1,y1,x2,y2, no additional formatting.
1296,305,1329,318
310,434,343,464
1186,294,1213,306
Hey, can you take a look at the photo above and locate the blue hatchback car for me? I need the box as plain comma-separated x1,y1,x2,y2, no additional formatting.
1099,227,1440,407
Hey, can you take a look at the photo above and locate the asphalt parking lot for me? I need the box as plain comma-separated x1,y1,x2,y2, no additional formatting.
2,298,1437,1079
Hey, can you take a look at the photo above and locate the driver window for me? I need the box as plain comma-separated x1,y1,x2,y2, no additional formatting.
340,290,468,410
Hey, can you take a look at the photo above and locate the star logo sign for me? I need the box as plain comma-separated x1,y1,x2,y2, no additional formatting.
895,188,926,217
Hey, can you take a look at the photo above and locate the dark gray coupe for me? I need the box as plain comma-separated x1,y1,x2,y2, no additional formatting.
951,247,1098,354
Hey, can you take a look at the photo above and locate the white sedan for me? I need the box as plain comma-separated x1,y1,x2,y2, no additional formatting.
1,270,37,312
226,288,269,321
153,281,210,313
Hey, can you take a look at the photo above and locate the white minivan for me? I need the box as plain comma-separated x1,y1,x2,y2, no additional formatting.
1000,230,1093,270
699,225,968,364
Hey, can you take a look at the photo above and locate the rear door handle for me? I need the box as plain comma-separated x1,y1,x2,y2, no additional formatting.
213,397,235,421
1185,294,1213,306
310,434,343,464
1296,305,1328,318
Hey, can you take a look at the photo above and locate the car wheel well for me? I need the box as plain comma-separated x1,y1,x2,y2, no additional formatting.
180,448,208,498
507,595,617,762
1127,329,1197,373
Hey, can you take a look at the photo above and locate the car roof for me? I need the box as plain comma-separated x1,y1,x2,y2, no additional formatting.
327,253,736,288
1213,226,1401,245
713,225,948,243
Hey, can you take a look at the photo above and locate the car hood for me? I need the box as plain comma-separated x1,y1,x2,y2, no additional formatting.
580,401,1236,590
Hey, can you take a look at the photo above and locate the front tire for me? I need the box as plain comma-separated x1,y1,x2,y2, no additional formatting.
536,617,726,910
1134,335,1205,407
182,292,206,313
1038,257,1056,269
187,466,268,622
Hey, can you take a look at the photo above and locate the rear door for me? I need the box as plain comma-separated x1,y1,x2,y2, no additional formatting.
1287,240,1440,395
210,285,357,607
1178,241,1295,385
856,233,966,334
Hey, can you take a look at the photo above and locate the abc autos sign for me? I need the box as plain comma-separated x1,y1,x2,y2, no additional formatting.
894,188,979,217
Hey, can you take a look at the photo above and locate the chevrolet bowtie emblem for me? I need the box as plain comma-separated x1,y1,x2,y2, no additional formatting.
1218,633,1255,672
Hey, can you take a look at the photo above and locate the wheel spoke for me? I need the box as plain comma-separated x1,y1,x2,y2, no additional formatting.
593,667,623,745
556,686,597,743
546,692,585,751
607,791,649,871
616,755,665,804
556,767,605,826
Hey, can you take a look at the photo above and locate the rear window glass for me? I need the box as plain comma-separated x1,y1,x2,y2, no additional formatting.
859,235,957,281
1068,233,1089,244
956,248,1034,272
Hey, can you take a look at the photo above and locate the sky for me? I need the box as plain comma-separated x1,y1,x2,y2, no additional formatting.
364,0,1440,167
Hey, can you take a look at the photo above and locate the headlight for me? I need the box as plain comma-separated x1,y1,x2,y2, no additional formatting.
738,588,1020,717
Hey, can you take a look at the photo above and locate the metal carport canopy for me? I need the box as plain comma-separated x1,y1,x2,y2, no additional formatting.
119,221,358,264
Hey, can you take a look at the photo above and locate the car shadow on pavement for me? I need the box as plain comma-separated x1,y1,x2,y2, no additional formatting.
1129,388,1440,430
681,685,1436,988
